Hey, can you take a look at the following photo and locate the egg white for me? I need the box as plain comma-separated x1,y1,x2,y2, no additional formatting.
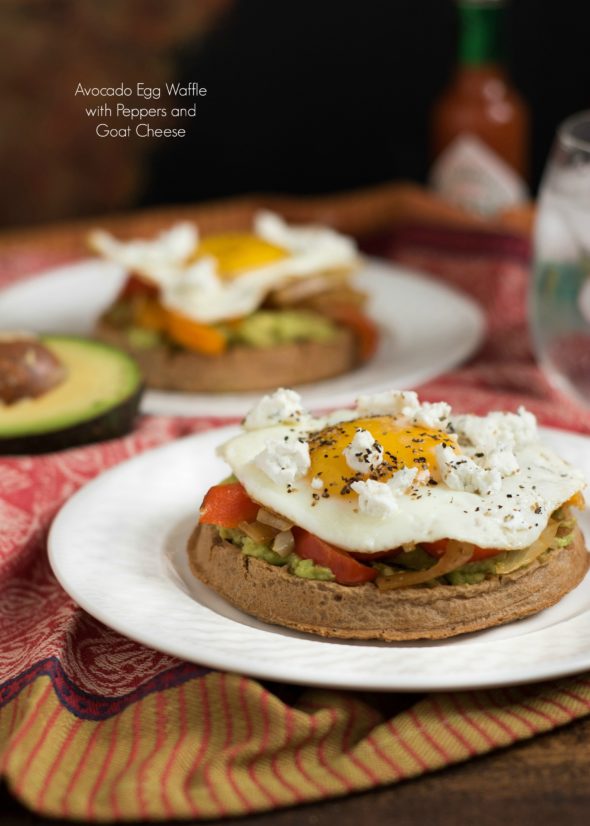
219,420,586,554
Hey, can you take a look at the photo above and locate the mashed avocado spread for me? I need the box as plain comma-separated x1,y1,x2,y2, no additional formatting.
220,310,338,348
218,526,334,581
119,309,339,351
216,512,575,586
127,327,162,350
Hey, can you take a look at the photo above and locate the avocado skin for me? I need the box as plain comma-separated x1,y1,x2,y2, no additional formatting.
0,336,144,455
0,385,143,455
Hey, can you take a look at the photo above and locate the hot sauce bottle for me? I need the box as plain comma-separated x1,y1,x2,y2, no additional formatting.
430,0,529,215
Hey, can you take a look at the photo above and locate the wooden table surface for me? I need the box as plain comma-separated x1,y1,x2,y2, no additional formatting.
2,708,589,826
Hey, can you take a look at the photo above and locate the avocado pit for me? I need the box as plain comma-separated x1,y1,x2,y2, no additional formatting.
0,335,66,405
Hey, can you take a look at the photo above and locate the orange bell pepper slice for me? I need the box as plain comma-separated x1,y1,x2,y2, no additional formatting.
165,308,227,355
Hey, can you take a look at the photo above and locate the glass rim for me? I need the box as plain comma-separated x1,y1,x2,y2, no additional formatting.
558,110,590,153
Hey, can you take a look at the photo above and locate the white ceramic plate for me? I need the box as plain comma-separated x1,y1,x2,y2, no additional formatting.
0,259,484,417
49,425,590,692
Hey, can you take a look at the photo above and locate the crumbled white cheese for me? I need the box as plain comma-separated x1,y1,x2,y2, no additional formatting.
387,466,418,493
435,445,502,495
351,479,400,518
407,401,452,430
351,467,417,519
452,407,538,453
485,447,520,476
514,407,538,445
355,391,451,430
356,390,419,417
311,475,323,490
343,428,383,473
243,389,306,430
254,437,311,485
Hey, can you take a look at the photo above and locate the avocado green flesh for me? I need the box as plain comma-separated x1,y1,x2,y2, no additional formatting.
218,526,334,581
114,307,339,350
127,327,162,350
216,514,574,587
445,560,498,585
0,336,142,438
222,310,338,348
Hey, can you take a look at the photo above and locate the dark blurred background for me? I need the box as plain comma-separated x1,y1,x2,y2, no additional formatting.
1,0,588,227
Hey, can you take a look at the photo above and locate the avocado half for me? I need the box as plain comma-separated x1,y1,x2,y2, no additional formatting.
0,336,143,455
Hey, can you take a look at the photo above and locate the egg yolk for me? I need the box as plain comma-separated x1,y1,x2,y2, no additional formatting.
307,416,459,497
196,233,288,278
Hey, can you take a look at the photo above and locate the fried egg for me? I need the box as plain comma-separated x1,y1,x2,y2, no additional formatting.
218,389,586,554
89,212,358,324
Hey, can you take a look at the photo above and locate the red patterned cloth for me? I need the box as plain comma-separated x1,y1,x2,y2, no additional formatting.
2,218,590,819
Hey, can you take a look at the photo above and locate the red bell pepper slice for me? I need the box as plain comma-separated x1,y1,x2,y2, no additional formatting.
199,482,259,528
293,527,377,585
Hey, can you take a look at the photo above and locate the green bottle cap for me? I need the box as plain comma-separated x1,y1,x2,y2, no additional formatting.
457,0,506,66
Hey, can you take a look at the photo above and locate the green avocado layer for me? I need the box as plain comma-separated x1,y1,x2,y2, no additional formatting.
111,307,340,351
218,526,334,581
216,514,575,587
221,310,338,348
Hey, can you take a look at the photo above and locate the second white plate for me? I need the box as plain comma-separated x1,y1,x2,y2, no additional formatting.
0,258,484,417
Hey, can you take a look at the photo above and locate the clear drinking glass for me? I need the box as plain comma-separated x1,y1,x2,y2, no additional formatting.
531,111,590,406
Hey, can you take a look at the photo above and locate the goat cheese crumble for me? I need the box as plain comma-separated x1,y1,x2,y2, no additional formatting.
452,407,538,453
351,467,418,519
243,388,305,430
435,445,502,496
355,390,451,429
343,428,384,473
254,436,311,486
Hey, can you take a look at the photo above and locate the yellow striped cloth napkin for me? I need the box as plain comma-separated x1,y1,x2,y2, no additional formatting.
3,671,590,820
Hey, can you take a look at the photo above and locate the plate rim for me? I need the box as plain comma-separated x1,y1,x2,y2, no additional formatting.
48,424,590,693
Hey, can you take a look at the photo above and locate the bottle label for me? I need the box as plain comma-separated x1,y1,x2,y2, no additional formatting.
430,133,527,216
